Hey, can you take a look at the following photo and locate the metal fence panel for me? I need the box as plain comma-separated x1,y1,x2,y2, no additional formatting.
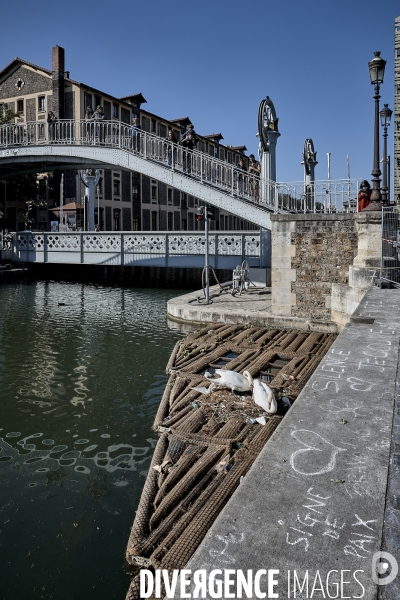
380,206,400,287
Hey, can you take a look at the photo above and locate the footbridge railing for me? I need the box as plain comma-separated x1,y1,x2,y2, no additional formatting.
0,120,360,214
12,230,269,270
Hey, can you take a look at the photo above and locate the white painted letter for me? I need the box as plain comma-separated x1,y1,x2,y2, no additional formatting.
180,570,191,598
140,570,153,598
268,570,279,598
224,570,235,598
254,570,266,598
209,570,223,599
192,570,206,599
237,570,253,598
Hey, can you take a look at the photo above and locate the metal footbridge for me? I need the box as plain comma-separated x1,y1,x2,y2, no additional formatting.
0,120,361,231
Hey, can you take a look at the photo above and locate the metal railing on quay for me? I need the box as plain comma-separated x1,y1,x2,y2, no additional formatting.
12,230,263,267
276,180,360,214
380,206,400,287
0,119,360,214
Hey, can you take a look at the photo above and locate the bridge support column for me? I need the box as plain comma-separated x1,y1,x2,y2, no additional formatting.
79,170,100,231
260,131,279,205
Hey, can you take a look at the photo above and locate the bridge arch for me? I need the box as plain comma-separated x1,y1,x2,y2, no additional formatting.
0,120,360,229
0,120,276,230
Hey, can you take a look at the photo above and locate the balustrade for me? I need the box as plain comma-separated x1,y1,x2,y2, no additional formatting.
13,231,263,268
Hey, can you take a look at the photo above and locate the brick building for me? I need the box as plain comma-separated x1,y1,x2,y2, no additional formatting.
0,45,256,232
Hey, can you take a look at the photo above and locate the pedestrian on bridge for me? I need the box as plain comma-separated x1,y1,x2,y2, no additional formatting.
235,158,247,197
248,154,261,203
181,123,197,148
180,133,194,175
91,105,105,143
130,117,142,152
47,111,57,143
165,129,177,166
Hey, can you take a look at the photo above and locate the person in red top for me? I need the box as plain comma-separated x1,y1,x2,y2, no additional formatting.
358,180,372,211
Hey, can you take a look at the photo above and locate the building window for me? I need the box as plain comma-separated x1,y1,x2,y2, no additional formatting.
167,212,173,231
132,218,140,231
151,186,157,201
227,152,233,164
97,178,103,195
94,95,101,109
113,180,120,196
181,219,187,231
132,184,140,197
181,193,187,208
113,209,121,231
38,96,46,112
151,211,157,230
113,103,119,119
151,119,157,133
17,99,24,114
167,189,172,204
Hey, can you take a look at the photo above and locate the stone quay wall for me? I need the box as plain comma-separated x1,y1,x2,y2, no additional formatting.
271,212,382,327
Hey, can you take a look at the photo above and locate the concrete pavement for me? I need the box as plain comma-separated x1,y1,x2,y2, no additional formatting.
167,286,338,333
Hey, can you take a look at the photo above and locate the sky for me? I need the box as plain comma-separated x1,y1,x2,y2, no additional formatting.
0,0,399,186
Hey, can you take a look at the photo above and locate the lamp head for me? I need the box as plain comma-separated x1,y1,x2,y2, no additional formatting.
380,103,392,127
368,51,386,85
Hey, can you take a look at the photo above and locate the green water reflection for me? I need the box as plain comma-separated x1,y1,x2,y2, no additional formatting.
0,281,192,600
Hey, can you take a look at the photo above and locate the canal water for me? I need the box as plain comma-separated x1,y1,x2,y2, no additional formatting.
0,281,193,600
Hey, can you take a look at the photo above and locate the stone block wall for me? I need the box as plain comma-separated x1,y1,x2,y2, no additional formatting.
291,215,357,319
271,214,358,321
0,65,51,101
331,212,382,328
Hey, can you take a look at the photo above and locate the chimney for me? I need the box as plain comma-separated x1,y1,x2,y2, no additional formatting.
52,45,65,119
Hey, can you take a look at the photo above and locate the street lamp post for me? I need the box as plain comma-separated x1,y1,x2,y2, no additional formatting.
380,103,392,204
364,51,386,210
196,205,215,304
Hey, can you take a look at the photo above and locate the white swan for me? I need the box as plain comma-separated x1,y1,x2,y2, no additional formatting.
246,373,277,415
204,369,253,394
